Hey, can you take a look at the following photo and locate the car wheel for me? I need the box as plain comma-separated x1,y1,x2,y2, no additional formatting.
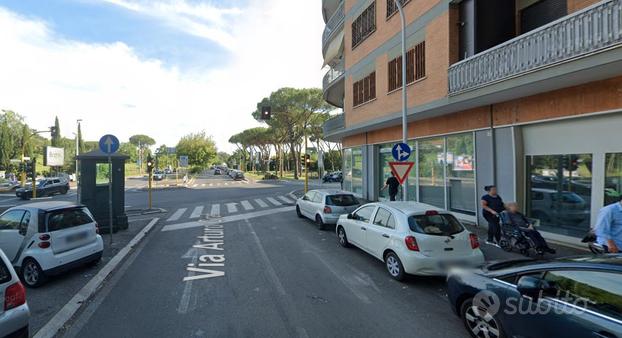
315,215,326,230
460,298,505,338
62,187,69,194
498,238,512,252
21,258,46,288
337,226,350,248
384,252,405,281
296,205,303,218
88,256,102,267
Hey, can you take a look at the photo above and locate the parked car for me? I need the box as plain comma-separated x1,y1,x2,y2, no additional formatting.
0,181,19,193
0,202,104,287
529,188,590,225
15,177,69,200
214,168,222,175
0,248,29,338
296,190,360,230
164,168,173,175
232,170,245,181
336,202,484,280
152,171,164,181
447,255,622,338
322,171,343,183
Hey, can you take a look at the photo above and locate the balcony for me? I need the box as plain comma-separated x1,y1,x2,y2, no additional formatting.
449,0,622,95
323,60,345,108
322,1,345,60
323,113,345,138
322,0,342,23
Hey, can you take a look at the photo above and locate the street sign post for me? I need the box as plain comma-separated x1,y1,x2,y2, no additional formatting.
392,142,411,162
389,162,414,185
99,134,120,245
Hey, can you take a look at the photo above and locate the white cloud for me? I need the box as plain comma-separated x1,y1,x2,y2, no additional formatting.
0,0,326,152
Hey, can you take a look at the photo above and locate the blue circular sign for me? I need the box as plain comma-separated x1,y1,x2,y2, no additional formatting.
392,142,411,162
99,134,120,154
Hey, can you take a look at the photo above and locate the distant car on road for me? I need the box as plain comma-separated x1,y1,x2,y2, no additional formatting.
0,248,29,338
214,168,222,175
0,202,104,287
164,168,172,175
15,177,69,200
232,170,245,181
296,190,360,230
152,171,165,181
0,181,19,193
447,255,622,338
336,202,484,280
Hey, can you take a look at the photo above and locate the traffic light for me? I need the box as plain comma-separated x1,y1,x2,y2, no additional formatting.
24,160,35,179
260,106,271,120
50,126,58,139
300,154,311,167
146,155,154,174
562,155,579,172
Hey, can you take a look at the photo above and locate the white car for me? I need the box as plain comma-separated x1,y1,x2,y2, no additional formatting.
0,202,104,287
336,202,485,280
0,248,29,338
296,190,361,230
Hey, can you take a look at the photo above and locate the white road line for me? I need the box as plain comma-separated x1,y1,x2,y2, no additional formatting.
241,200,254,211
189,206,204,219
162,206,295,232
267,197,282,206
209,183,213,187
210,204,220,217
201,183,206,187
178,241,199,314
167,208,187,222
224,183,229,186
192,184,198,188
226,203,238,213
278,195,294,204
254,199,268,208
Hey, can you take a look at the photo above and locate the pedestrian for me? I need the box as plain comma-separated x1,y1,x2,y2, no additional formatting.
595,195,622,253
381,172,400,201
481,185,504,246
504,202,555,254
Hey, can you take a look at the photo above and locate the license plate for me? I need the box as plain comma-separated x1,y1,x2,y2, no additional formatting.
66,232,88,243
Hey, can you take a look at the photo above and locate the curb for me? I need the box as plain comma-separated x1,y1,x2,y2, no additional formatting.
33,217,160,338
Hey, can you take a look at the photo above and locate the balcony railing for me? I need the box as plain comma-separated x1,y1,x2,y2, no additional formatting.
323,113,345,135
323,60,345,90
448,0,622,95
322,1,345,51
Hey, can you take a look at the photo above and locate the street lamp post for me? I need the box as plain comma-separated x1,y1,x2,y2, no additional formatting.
76,119,82,202
394,0,408,201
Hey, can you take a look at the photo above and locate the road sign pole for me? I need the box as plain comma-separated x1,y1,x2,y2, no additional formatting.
148,171,152,209
108,155,113,245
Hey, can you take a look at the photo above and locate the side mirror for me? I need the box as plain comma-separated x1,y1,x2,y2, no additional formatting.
517,276,554,299
347,213,354,220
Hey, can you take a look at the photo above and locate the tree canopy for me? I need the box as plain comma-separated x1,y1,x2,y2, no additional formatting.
176,131,217,167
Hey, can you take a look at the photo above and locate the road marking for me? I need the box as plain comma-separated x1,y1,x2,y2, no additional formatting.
267,197,282,206
224,182,229,186
189,206,204,219
178,241,199,314
34,218,160,338
201,183,206,187
167,208,187,222
254,198,268,208
161,206,295,232
192,184,198,188
210,204,220,217
226,203,238,213
240,200,254,211
278,195,294,204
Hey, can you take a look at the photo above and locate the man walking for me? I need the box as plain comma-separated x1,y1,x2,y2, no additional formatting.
595,196,622,253
381,172,400,201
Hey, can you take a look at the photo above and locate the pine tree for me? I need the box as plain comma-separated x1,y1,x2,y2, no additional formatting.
77,122,85,153
51,116,61,147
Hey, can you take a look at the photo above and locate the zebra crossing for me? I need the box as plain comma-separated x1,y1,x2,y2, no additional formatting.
164,194,297,222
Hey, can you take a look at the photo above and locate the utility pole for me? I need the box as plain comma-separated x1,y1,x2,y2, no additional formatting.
394,0,409,201
304,131,309,193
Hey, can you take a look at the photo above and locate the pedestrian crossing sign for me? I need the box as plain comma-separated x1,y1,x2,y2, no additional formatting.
389,162,414,185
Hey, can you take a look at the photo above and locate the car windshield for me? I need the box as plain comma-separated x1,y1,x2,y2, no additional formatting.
408,213,464,236
326,194,359,206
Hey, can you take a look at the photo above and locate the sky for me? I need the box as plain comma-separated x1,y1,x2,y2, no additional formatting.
0,0,326,152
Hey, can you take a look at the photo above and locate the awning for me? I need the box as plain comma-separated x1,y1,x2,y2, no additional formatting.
323,31,344,67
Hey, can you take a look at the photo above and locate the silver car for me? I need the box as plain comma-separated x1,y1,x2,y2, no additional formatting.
296,190,361,230
0,249,29,338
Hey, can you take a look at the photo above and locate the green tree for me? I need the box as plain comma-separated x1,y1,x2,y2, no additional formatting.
129,134,155,172
51,116,61,147
77,122,85,154
176,131,217,168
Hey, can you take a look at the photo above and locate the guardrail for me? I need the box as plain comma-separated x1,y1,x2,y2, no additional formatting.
323,60,345,91
448,0,622,94
323,113,345,135
322,1,345,50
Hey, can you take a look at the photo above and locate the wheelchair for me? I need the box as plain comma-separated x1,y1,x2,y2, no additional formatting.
497,213,544,257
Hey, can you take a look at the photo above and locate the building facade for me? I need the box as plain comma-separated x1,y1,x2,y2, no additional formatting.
321,0,622,245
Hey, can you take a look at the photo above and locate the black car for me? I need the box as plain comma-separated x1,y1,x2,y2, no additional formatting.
15,178,70,200
447,255,622,338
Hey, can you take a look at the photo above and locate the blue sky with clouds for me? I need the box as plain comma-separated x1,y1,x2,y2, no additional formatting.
0,0,326,151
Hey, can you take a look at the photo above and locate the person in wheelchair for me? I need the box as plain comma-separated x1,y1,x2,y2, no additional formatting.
500,202,556,255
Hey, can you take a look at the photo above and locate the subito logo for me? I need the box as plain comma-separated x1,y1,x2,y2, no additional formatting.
473,290,501,316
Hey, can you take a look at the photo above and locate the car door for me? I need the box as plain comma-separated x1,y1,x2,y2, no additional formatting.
300,192,316,217
0,210,28,262
346,205,376,247
366,208,395,259
310,192,323,216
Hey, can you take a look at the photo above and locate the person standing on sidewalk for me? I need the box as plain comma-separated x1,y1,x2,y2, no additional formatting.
595,195,622,253
381,172,401,201
481,185,505,246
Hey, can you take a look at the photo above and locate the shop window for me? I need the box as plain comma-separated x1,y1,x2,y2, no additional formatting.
605,153,622,206
352,148,363,195
343,148,353,192
526,154,592,237
378,144,394,200
446,133,475,214
418,138,445,208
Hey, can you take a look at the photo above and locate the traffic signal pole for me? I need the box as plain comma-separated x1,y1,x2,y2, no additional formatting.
304,130,309,194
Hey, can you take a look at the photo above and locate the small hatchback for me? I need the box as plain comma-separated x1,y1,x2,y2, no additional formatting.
296,190,360,230
0,202,104,287
336,202,484,280
0,249,29,338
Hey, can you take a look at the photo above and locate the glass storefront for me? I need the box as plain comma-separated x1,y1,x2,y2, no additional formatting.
378,144,393,200
526,154,593,237
605,153,622,206
343,148,352,192
352,148,363,195
446,134,476,214
418,138,446,208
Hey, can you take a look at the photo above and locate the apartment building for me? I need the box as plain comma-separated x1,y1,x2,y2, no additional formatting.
321,0,622,245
